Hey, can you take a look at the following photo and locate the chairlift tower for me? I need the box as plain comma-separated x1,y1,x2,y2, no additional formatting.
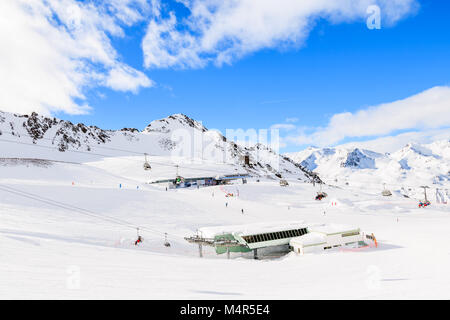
421,186,429,202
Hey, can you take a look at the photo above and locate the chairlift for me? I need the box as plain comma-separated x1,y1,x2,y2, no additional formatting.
418,186,431,207
164,232,171,247
135,227,144,245
315,182,328,200
381,183,392,196
143,153,151,171
173,165,184,185
175,176,185,185
315,192,328,201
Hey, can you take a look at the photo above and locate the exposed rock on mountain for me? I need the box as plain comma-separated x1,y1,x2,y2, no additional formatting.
0,110,317,181
285,140,450,198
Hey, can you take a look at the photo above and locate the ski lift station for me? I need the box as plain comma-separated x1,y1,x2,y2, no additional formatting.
185,221,376,259
289,224,374,254
150,173,249,189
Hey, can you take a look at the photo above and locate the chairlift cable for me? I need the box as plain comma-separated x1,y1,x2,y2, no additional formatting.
0,183,185,240
0,136,243,176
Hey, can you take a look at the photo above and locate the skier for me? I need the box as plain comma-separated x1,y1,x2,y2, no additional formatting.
241,208,244,214
225,202,228,208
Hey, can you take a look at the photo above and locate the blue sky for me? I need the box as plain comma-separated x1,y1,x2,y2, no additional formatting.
2,0,449,153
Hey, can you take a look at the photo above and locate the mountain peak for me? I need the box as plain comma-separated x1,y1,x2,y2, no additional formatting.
400,142,434,157
340,148,376,169
143,113,207,134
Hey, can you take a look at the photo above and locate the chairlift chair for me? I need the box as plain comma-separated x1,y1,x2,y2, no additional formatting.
315,182,328,200
381,183,392,196
315,192,328,201
175,176,185,185
143,153,151,171
143,162,151,170
164,233,171,247
135,228,144,245
418,200,431,208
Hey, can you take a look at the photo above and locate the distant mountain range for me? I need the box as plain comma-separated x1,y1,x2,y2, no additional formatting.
286,140,450,199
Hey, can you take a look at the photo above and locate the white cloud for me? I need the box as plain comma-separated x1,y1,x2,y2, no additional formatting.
285,86,450,147
142,0,418,69
0,0,152,115
105,64,154,93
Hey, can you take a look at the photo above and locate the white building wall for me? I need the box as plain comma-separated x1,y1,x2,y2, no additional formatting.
291,232,364,255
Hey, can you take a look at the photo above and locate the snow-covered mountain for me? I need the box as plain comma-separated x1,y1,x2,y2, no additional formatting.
286,140,450,199
0,110,318,182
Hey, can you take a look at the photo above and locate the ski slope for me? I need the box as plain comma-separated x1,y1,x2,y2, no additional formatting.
1,158,450,299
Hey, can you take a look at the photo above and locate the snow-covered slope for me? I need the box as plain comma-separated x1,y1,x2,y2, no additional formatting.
286,141,450,199
1,158,450,299
0,110,317,182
